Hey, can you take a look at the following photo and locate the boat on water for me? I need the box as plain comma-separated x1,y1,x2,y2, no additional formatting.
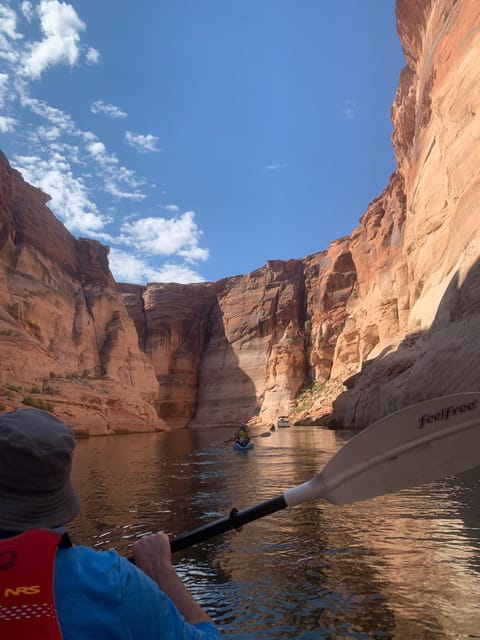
277,416,291,428
233,439,254,451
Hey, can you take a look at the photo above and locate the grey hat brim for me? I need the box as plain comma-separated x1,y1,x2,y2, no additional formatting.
0,479,80,532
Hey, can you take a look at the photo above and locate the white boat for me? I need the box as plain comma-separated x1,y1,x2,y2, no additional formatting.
277,416,291,428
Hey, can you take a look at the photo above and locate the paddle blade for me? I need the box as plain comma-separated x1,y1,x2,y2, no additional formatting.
323,393,480,504
284,393,480,507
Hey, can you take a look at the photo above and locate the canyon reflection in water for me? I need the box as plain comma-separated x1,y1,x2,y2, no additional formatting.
70,426,480,639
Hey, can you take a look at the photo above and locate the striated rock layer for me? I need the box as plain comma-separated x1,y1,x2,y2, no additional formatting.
120,260,308,427
1,0,480,431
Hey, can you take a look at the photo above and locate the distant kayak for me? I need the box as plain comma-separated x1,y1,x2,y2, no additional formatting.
233,439,254,451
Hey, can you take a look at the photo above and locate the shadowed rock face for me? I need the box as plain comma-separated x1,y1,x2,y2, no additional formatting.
121,281,224,427
1,0,479,431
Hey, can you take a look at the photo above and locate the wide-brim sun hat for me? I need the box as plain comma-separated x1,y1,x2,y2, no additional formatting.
0,408,80,531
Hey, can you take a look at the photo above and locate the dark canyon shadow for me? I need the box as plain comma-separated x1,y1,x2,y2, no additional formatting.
141,286,259,428
334,256,480,423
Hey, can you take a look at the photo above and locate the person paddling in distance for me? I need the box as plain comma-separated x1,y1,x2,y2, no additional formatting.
0,408,222,640
234,421,250,447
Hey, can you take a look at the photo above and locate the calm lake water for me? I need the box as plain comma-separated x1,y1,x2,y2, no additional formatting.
69,425,480,639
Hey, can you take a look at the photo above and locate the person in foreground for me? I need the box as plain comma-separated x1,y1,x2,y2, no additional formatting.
0,408,222,639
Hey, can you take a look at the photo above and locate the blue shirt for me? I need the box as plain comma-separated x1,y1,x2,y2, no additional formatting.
0,531,222,640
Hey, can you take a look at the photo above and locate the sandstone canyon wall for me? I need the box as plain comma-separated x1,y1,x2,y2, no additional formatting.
0,157,165,435
331,0,480,425
121,260,308,427
0,0,479,432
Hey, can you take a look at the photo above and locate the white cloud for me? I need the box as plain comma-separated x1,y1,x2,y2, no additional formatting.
104,181,146,201
147,263,205,284
0,72,9,107
0,5,22,40
85,47,100,65
114,165,144,188
14,152,110,234
18,96,147,200
125,130,160,153
0,45,19,66
22,96,77,132
342,99,357,119
36,125,61,140
87,140,107,158
22,0,86,79
21,2,34,22
0,115,16,132
163,204,180,212
91,99,127,119
265,162,287,171
108,248,205,285
178,245,209,262
0,5,21,67
102,163,147,200
120,211,209,261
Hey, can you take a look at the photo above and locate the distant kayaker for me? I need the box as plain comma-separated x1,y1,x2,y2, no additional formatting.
235,422,250,445
0,409,222,640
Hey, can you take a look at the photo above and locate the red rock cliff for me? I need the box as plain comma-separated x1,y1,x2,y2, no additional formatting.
0,154,164,435
120,260,308,426
330,0,480,425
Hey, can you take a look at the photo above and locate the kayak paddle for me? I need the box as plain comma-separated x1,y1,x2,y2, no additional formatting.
222,432,271,446
170,392,480,552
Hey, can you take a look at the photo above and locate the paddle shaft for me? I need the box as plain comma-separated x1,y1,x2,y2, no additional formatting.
170,494,287,552
128,495,287,560
223,432,270,445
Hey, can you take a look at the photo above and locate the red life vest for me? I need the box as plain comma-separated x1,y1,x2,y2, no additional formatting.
0,529,68,640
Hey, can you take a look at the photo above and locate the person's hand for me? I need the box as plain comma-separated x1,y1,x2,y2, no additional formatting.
132,532,173,581
132,531,214,625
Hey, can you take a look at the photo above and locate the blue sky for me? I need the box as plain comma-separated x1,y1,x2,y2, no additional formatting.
0,0,405,285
